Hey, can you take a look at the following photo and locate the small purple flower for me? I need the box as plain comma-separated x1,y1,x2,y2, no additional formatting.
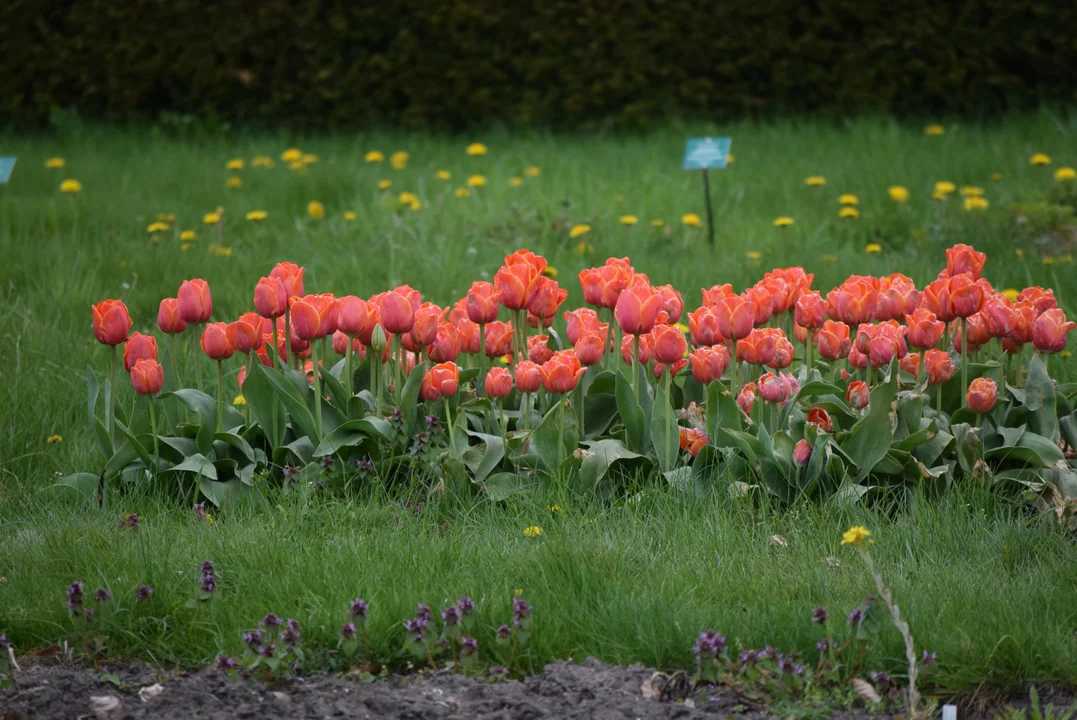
135,585,154,602
340,622,356,640
355,459,375,472
759,645,777,660
280,619,301,646
921,651,937,666
415,603,432,622
260,613,283,629
392,407,403,420
425,415,439,426
811,606,827,625
846,607,864,627
123,513,140,529
457,596,475,615
404,618,425,640
320,455,334,471
511,598,532,621
193,502,206,519
693,630,727,663
778,656,803,675
243,630,263,648
201,561,215,576
461,637,478,656
0,633,10,650
281,466,300,480
94,587,111,603
870,671,892,687
816,638,832,653
441,606,461,626
739,649,759,665
496,624,512,640
200,575,216,594
215,654,236,670
67,582,85,606
349,597,369,618
258,643,277,658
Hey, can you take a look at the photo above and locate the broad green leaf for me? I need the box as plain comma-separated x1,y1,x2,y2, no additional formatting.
159,435,199,458
103,443,139,478
401,364,425,436
248,363,318,443
461,431,505,483
1025,355,1060,442
52,472,100,503
284,436,315,465
650,376,680,472
172,453,218,480
199,478,261,509
166,388,219,454
215,431,255,463
614,370,646,453
485,472,529,501
579,438,646,490
985,432,1065,468
530,398,577,472
911,430,953,467
663,466,695,492
319,364,351,417
114,418,153,471
706,381,742,436
242,361,285,447
582,393,618,439
840,366,898,479
778,381,843,429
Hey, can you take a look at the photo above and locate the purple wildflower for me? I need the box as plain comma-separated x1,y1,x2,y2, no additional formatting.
215,654,236,670
425,415,439,426
457,596,476,615
511,598,532,621
280,619,301,646
461,637,478,656
496,624,512,640
921,651,937,666
404,617,426,639
415,603,433,622
281,466,300,480
816,638,832,653
193,502,206,519
260,613,283,629
340,622,356,640
0,633,10,650
84,608,96,623
811,606,827,625
258,643,277,658
739,649,759,665
67,582,85,607
355,459,374,472
870,671,892,687
200,575,216,594
123,513,140,529
441,606,461,626
778,656,804,675
243,630,263,648
94,587,111,603
201,561,215,576
692,630,727,664
348,598,369,618
135,585,154,602
846,607,864,627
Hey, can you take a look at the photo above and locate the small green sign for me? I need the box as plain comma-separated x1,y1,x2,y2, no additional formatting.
682,138,730,170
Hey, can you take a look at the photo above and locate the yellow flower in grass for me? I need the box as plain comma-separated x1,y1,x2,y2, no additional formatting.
227,176,242,189
991,172,1002,181
378,179,392,190
398,191,419,206
934,181,955,195
233,394,246,406
1002,288,1019,302
865,243,882,253
60,179,81,194
509,177,524,187
390,151,409,169
436,170,451,180
289,161,306,172
547,504,564,513
964,197,989,211
841,525,872,547
344,211,357,221
467,174,486,187
839,207,860,219
524,166,541,177
620,215,639,225
888,186,909,203
301,154,317,165
523,526,543,537
226,158,244,170
180,230,197,241
542,266,558,279
407,198,422,212
1043,256,1057,266
773,216,794,227
246,210,268,221
203,212,221,224
252,156,274,168
574,241,594,256
681,213,703,227
569,224,591,238
45,157,65,168
213,245,232,257
838,193,859,206
1030,153,1051,166
146,221,170,233
307,201,325,219
924,124,945,135
745,251,762,261
1015,248,1025,259
47,434,63,444
651,219,664,227
804,176,826,186
466,142,488,156
454,187,471,198
960,186,983,197
1055,167,1077,182
726,154,735,164
365,150,385,163
281,148,302,163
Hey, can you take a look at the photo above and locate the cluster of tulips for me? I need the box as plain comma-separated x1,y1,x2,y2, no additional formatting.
89,242,1074,490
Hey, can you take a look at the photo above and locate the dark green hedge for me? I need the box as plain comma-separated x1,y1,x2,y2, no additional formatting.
2,0,1076,129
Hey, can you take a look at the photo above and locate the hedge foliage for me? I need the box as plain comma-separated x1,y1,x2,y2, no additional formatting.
2,0,1076,129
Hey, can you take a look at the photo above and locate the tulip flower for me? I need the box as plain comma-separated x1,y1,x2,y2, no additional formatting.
1018,286,1057,316
419,371,440,403
123,332,158,373
736,383,756,416
1032,308,1076,354
93,299,132,346
496,255,542,311
130,358,164,396
899,353,920,378
539,351,586,394
455,318,481,354
817,320,851,360
846,380,870,411
758,372,788,404
290,294,336,341
621,333,653,365
578,261,632,309
826,278,878,326
848,345,869,370
654,284,684,324
515,361,542,394
795,291,828,330
527,335,554,364
876,273,919,321
527,277,568,322
807,407,833,432
652,359,687,380
378,286,418,335
485,367,513,399
744,285,775,326
951,314,989,354
945,243,986,280
905,308,944,350
946,273,985,319
484,321,515,358
157,298,187,335
736,328,781,367
966,377,997,414
178,279,213,324
227,313,263,354
925,349,955,385
201,322,234,432
427,322,461,363
793,439,812,466
715,294,757,344
428,361,460,397
564,308,603,346
689,345,730,385
615,283,663,336
652,324,687,364
687,306,724,347
679,427,708,457
769,335,795,370
270,262,305,298
574,331,606,366
466,281,501,324
335,296,375,338
332,330,363,356
254,276,289,319
981,295,1015,339
919,278,956,323
1004,303,1037,354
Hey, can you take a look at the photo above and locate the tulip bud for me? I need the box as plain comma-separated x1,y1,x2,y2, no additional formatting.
157,298,188,335
966,377,997,414
123,332,158,372
201,322,235,360
925,349,955,385
371,324,388,353
92,299,133,346
130,358,164,396
254,276,289,319
758,372,788,404
793,439,812,466
806,407,833,432
652,324,688,364
514,361,542,394
846,380,869,410
1032,309,1076,354
679,427,708,457
573,331,606,366
178,279,213,324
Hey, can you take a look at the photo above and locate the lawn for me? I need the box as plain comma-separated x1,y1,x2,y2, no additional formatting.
2,113,1077,699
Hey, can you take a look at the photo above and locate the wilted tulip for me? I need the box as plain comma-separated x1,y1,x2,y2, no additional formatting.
92,299,132,346
539,351,586,394
807,407,833,432
1032,308,1076,354
966,377,997,413
123,332,158,372
466,282,501,324
201,322,234,360
846,381,870,410
679,427,708,457
178,279,213,323
484,367,513,399
130,358,164,396
157,298,187,335
689,345,730,385
254,276,289,319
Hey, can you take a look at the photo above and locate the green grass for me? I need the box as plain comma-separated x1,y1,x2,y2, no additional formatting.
2,113,1077,693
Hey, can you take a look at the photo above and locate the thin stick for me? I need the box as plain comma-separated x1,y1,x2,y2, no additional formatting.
702,168,715,247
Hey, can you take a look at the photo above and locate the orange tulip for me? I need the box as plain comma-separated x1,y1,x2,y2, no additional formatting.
846,380,869,410
945,243,986,280
123,332,158,372
564,307,603,345
981,295,1015,338
654,284,684,324
466,281,501,324
527,276,568,321
737,328,780,366
951,314,989,353
946,273,985,319
736,384,756,415
496,250,545,310
689,345,730,385
515,361,542,393
419,372,440,403
793,322,808,345
275,316,310,354
429,361,460,397
1018,286,1057,316
653,359,687,380
484,321,514,358
336,296,376,340
758,372,787,404
919,277,955,323
794,291,828,329
254,276,289,319
767,267,813,310
427,322,461,363
270,262,305,298
92,299,132,346
899,353,920,378
807,407,833,432
716,295,757,340
816,320,851,360
411,303,445,347
130,358,164,395
1032,308,1076,354
227,312,263,354
687,306,724,347
378,286,420,334
574,330,606,366
848,345,869,370
579,260,633,309
905,308,944,350
966,377,997,413
701,283,735,308
539,350,586,394
679,427,708,457
769,335,795,369
455,317,481,354
527,335,554,364
201,322,234,360
290,294,337,341
744,285,775,326
1003,303,1037,353
615,283,663,335
651,324,687,364
178,279,213,323
332,331,364,357
485,367,514,399
621,332,653,365
826,278,878,326
876,273,919,321
254,334,275,367
924,349,955,385
157,297,187,335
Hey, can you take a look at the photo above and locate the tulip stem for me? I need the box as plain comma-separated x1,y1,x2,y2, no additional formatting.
108,346,117,442
806,331,813,376
169,335,181,393
632,334,640,405
284,310,292,368
523,392,531,432
148,396,159,474
499,399,506,444
730,339,738,400
445,398,458,459
216,360,223,433
193,328,204,392
557,396,566,468
478,323,487,396
344,339,353,397
961,317,968,405
370,351,380,414
314,340,325,439
575,383,585,437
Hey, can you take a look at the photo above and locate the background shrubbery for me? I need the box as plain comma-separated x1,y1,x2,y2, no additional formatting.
2,0,1077,130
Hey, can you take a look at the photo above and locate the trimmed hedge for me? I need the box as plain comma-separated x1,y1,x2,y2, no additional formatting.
2,0,1076,129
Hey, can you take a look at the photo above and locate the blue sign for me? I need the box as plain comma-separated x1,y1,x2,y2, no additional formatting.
682,138,731,170
0,157,14,184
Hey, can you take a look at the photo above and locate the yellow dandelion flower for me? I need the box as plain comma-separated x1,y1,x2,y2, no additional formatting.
620,215,639,225
964,197,989,211
888,186,909,203
454,187,471,198
651,219,664,227
514,588,524,596
407,198,422,212
959,186,983,197
523,526,543,537
542,266,558,279
181,242,193,251
246,210,267,221
214,246,232,257
47,434,63,444
467,174,486,188
344,211,357,221
233,394,246,406
931,190,948,201
398,191,419,206
924,124,945,135
838,194,859,206
146,221,170,233
203,212,221,224
991,172,1002,181
226,176,242,189
289,161,306,172
1002,288,1019,301
1062,351,1073,359
745,251,762,261
390,151,409,169
934,181,956,195
307,201,325,219
841,525,872,547
821,253,838,262
436,170,451,180
524,166,541,177
726,153,735,164
45,157,65,169
804,176,826,186
1030,153,1051,166
1043,256,1057,266
574,241,594,256
547,504,564,513
60,179,82,194
281,148,302,163
157,213,175,223
1015,248,1025,259
301,154,318,165
773,216,794,227
466,142,488,156
226,158,244,170
865,243,883,253
378,179,392,190
1054,167,1076,182
569,224,591,238
180,230,197,241
364,150,385,163
509,177,524,187
681,213,703,227
252,156,274,168
839,207,860,219
497,354,512,365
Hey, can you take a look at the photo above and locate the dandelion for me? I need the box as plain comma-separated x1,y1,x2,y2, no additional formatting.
841,525,872,547
203,212,221,224
964,197,989,211
865,243,882,253
390,151,409,169
773,217,793,227
745,251,762,261
934,181,956,195
574,241,594,256
436,170,451,180
307,200,326,219
233,394,246,406
651,219,664,227
804,176,826,186
181,243,192,251
888,186,909,203
726,153,735,164
60,179,82,194
924,124,945,135
180,230,197,241
289,161,306,172
226,159,244,170
47,434,63,443
991,172,1002,181
301,154,318,165
378,179,392,190
523,525,542,537
524,166,541,177
569,224,591,238
620,215,638,225
467,174,486,188
252,156,274,168
839,207,860,219
455,187,471,198
226,176,242,189
466,142,488,156
681,213,703,227
838,194,859,206
398,191,419,206
1030,153,1051,166
959,186,983,197
1015,248,1024,259
45,157,65,168
281,148,302,163
246,210,267,221
509,177,524,187
1055,167,1076,182
407,198,421,211
147,221,170,233
931,190,948,201
365,150,385,163
344,211,357,221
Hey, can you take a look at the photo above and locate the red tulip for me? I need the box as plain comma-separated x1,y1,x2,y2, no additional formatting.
846,380,869,410
290,294,337,341
679,427,708,457
925,349,955,385
615,283,663,335
92,299,132,346
736,383,756,415
455,317,481,354
816,320,851,360
758,372,788,404
477,366,511,399
701,283,735,308
227,312,263,353
123,332,158,372
429,362,460,397
539,351,586,394
951,314,989,353
716,295,757,341
689,345,730,385
652,359,688,380
769,334,795,370
1032,308,1076,354
827,278,879,326
515,361,542,393
332,331,364,357
275,316,310,354
1018,287,1057,316
980,295,1015,339
905,308,944,350
527,276,568,321
807,407,832,432
427,322,461,363
336,296,376,340
466,282,501,324
654,284,684,324
157,298,187,335
945,243,987,280
848,345,869,370
484,321,514,358
621,332,653,365
687,307,724,347
966,377,997,413
178,279,213,323
496,251,545,310
130,358,164,395
527,335,554,364
564,308,603,346
378,286,419,334
201,322,234,360
919,277,955,323
651,324,687,364
744,285,775,326
579,260,633,309
795,291,828,330
254,276,289,319
574,331,606,366
411,303,445,347
793,439,812,466
270,262,305,298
